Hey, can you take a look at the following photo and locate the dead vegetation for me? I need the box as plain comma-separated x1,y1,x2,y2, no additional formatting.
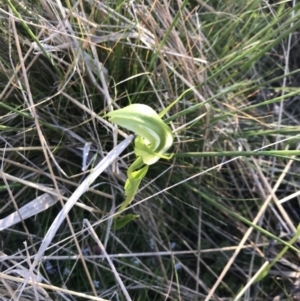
1,1,300,300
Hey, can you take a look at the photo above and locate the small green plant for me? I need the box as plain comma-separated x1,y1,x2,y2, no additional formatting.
105,103,174,228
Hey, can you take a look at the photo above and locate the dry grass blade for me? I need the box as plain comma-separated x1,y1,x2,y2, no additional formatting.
0,189,65,231
0,255,53,301
0,273,109,301
21,135,134,290
83,219,132,301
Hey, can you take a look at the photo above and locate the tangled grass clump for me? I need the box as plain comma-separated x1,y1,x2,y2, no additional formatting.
1,1,300,301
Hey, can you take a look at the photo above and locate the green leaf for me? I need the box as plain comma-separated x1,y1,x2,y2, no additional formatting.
121,163,149,213
254,267,270,282
114,214,140,230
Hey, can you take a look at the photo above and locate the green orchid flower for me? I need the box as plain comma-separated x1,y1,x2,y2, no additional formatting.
105,103,174,228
